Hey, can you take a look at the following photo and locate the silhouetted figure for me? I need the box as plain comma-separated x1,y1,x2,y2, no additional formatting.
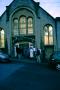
16,47,19,58
36,48,41,63
42,49,45,62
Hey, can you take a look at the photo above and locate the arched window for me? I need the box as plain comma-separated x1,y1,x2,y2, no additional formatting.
28,17,33,34
44,25,53,45
13,16,33,35
0,29,5,48
13,19,19,36
20,16,26,34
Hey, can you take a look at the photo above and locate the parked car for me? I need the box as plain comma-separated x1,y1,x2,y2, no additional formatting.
0,51,11,63
48,51,60,70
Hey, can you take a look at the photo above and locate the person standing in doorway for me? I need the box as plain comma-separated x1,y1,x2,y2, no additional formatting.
36,48,41,63
29,46,34,59
16,46,19,58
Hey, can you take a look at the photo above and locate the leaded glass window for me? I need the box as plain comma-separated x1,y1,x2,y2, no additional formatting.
20,16,26,34
13,19,19,36
0,29,5,48
28,17,33,34
44,25,53,45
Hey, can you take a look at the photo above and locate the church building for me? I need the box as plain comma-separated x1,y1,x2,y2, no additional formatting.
0,0,60,62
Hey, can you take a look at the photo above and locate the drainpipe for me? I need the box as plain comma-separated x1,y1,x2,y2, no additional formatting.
55,18,58,51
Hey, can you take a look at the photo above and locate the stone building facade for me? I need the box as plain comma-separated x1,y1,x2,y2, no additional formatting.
0,0,60,62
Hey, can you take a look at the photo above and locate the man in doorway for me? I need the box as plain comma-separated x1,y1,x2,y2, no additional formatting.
36,48,41,63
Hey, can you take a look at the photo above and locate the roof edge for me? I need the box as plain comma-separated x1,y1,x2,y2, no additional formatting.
40,6,55,20
55,17,60,21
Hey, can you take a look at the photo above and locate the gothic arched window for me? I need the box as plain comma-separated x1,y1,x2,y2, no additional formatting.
44,25,53,45
0,29,5,48
13,19,19,36
28,17,33,34
20,16,26,34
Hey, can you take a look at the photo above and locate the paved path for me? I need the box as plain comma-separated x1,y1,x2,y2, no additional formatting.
0,63,60,90
0,63,25,81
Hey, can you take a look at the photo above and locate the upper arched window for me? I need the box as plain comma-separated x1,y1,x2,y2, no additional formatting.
20,16,26,34
0,29,5,48
44,25,53,45
13,16,34,35
13,19,19,36
28,17,33,34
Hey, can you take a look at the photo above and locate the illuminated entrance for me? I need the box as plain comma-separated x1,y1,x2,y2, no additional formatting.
12,35,35,57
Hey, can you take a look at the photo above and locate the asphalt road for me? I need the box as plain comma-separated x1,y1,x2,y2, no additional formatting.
0,63,60,90
0,63,24,81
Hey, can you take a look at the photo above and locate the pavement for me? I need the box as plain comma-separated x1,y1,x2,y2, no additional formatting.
10,56,48,68
10,56,38,64
0,62,60,90
10,56,48,67
0,63,25,82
